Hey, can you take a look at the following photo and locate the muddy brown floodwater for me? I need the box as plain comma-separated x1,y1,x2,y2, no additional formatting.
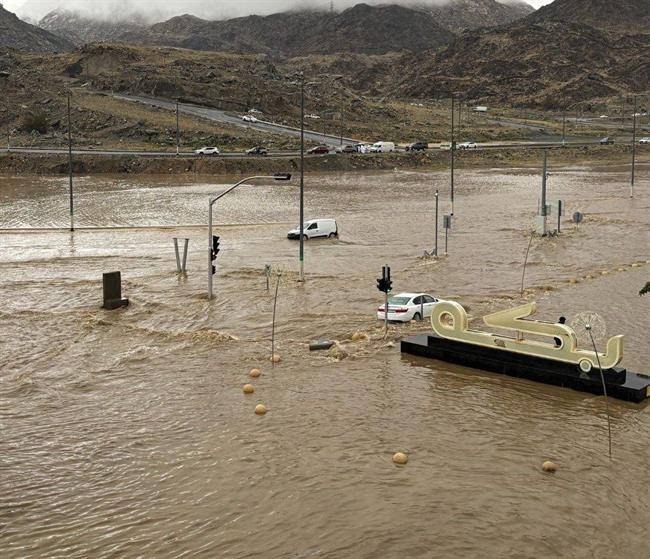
1,160,649,558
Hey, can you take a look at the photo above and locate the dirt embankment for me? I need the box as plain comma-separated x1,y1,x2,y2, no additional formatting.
0,145,644,176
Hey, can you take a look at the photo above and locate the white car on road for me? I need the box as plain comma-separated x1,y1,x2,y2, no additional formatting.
376,292,442,322
639,137,650,144
194,146,220,155
458,141,477,150
241,115,258,122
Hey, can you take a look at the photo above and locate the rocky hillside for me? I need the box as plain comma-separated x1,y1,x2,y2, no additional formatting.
395,18,649,106
0,4,74,53
418,0,534,33
526,0,650,32
120,4,456,55
39,9,147,46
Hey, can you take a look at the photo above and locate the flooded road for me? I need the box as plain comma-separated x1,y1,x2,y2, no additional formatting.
1,162,649,558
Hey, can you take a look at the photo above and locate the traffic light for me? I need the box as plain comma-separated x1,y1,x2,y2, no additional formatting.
376,265,392,293
211,235,220,275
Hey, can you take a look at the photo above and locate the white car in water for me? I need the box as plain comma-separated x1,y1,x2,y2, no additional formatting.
194,146,220,155
376,292,442,322
287,218,338,240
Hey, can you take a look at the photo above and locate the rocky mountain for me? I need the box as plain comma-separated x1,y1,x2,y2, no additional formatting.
38,9,147,46
120,4,456,55
418,0,534,33
396,18,649,106
0,4,74,53
526,0,650,32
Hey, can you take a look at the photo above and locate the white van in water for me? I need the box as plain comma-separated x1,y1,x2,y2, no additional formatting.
370,141,395,153
287,219,338,239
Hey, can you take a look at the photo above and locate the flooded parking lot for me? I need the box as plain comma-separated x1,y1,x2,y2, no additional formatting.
1,162,649,558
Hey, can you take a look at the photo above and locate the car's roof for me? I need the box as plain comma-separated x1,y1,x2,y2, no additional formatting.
391,292,431,299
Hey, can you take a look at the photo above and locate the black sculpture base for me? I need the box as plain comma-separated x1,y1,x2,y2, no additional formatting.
401,335,650,403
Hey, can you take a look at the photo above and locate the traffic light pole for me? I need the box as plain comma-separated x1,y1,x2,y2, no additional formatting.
384,290,388,338
207,174,292,300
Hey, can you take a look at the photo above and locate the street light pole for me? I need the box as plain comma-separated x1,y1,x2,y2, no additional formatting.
631,95,637,197
176,99,180,156
451,94,455,216
561,111,566,147
434,189,439,256
67,91,74,232
207,174,291,300
299,75,305,282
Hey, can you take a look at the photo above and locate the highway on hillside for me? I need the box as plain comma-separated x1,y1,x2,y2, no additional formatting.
112,94,361,147
1,140,633,158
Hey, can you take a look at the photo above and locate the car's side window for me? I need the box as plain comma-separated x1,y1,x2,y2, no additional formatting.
424,295,436,303
412,296,422,305
308,222,317,230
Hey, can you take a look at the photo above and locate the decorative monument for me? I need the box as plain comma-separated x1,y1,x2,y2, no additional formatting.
401,301,650,403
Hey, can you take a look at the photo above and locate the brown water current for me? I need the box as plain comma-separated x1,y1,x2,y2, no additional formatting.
1,162,649,558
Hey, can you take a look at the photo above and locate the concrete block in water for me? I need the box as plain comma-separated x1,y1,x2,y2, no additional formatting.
102,271,129,310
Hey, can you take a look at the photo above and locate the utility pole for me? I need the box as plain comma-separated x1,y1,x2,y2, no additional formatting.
299,75,305,282
450,94,455,216
67,91,74,232
631,95,637,197
561,110,566,147
176,99,180,156
340,112,343,147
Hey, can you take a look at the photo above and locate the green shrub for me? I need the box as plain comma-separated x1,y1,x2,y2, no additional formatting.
22,109,49,134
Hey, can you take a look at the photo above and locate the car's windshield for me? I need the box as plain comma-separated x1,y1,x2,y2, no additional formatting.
388,297,411,305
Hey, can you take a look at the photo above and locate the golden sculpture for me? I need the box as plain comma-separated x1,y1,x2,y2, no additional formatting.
430,301,623,372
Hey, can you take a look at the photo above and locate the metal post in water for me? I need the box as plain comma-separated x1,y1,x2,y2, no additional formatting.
265,264,271,290
384,290,388,338
539,150,548,236
208,199,213,299
631,95,637,197
173,238,181,273
443,214,451,255
299,75,305,282
557,200,562,234
67,91,74,232
182,238,189,273
445,224,448,255
271,273,281,366
434,189,439,256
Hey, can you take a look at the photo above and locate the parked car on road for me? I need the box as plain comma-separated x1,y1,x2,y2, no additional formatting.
600,137,614,145
356,143,373,153
246,146,268,156
194,146,220,156
458,141,477,150
308,145,330,154
369,141,395,153
406,141,428,151
340,144,358,153
639,137,650,144
287,219,338,240
241,115,258,122
376,293,442,323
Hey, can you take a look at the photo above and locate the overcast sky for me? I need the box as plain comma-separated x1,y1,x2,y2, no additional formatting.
4,0,554,22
